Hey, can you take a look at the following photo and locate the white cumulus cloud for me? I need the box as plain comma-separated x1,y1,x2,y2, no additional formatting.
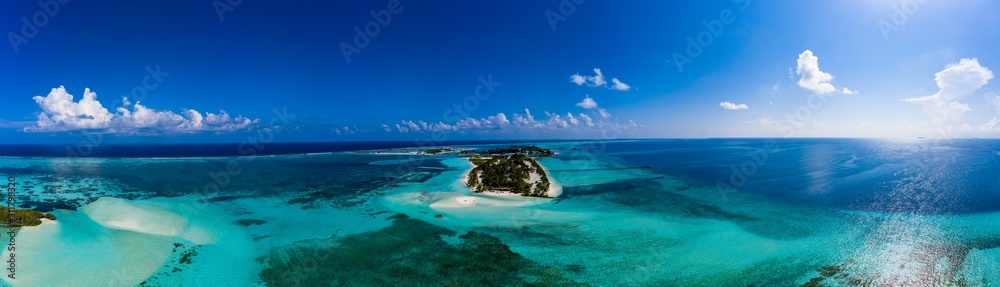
796,50,836,95
24,86,257,134
570,68,606,87
589,68,606,86
576,95,599,109
719,101,749,110
610,78,631,91
841,87,858,95
597,108,611,118
575,95,611,118
571,68,633,91
30,86,114,130
903,58,993,122
578,113,594,127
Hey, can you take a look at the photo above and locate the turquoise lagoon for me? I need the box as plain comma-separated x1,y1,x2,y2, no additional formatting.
2,139,1000,286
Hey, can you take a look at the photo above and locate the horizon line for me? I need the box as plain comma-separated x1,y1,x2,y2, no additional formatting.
0,136,989,146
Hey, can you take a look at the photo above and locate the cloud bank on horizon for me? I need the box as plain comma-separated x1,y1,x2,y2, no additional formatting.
381,107,637,134
382,94,631,134
24,86,258,134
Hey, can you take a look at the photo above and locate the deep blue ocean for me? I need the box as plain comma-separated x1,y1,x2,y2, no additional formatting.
603,139,1000,214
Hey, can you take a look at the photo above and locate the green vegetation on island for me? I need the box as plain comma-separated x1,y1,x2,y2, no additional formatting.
460,145,555,157
356,147,467,155
420,147,463,155
465,146,555,197
0,206,56,227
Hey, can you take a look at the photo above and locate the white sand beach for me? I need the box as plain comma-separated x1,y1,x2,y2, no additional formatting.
537,162,563,198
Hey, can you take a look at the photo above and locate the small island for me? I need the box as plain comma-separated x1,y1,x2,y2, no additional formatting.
1,206,56,227
355,147,469,155
463,146,556,198
459,146,554,157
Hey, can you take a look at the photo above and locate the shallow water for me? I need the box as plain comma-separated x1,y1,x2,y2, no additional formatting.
2,139,999,286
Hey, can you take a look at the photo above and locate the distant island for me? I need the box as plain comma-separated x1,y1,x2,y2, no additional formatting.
1,206,56,227
459,146,554,158
355,147,469,155
462,146,555,198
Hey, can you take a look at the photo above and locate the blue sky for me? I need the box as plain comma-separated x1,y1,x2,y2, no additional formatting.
2,0,999,143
